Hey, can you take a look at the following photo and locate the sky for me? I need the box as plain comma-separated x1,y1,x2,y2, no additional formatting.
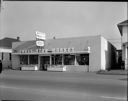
0,1,127,49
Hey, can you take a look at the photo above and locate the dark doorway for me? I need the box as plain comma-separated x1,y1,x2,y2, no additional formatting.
40,56,50,71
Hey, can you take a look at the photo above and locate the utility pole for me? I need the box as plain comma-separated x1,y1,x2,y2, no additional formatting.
0,0,3,12
0,0,2,12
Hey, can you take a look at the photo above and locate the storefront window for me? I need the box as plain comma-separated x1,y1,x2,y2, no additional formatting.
52,54,62,65
64,54,75,65
20,55,28,65
76,54,89,65
29,55,38,64
52,55,55,65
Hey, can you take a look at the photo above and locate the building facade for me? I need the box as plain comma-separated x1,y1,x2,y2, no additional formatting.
12,35,117,72
117,20,128,70
0,37,20,69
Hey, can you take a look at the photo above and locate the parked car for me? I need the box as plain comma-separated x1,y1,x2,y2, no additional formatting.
0,60,2,73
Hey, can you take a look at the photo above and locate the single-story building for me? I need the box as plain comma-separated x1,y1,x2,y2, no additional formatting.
0,37,20,69
12,35,117,72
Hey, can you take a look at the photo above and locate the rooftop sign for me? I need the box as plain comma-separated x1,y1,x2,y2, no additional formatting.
35,31,46,40
36,41,44,47
35,31,46,47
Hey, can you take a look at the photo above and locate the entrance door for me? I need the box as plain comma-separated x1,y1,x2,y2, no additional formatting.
40,56,50,71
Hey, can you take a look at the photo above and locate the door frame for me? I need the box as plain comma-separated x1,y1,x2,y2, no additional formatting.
40,55,51,71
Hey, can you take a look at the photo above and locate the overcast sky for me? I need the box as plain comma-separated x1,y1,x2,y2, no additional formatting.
0,1,127,49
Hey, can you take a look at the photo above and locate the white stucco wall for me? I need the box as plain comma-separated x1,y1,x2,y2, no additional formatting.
88,36,101,71
101,36,117,70
122,26,128,43
85,35,116,71
101,37,108,70
121,25,128,70
122,25,128,60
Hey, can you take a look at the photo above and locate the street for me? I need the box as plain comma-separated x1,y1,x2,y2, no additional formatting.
0,70,127,101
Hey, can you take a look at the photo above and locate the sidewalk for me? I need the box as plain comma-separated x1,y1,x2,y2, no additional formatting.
97,70,128,75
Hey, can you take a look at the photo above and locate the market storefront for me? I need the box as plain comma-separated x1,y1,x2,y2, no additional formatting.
12,35,117,72
13,47,90,71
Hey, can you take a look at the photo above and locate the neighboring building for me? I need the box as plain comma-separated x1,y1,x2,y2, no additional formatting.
117,20,128,70
12,35,117,72
116,49,122,69
0,37,20,69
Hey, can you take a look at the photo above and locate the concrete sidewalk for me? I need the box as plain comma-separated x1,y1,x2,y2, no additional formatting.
97,70,128,75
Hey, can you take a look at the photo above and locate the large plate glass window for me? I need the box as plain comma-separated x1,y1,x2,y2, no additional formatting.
29,55,38,64
20,55,28,65
76,54,89,65
64,54,75,65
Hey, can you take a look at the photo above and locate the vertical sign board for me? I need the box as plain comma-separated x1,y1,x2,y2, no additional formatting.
35,31,46,47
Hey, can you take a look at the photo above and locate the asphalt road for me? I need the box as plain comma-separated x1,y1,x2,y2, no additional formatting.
0,70,127,101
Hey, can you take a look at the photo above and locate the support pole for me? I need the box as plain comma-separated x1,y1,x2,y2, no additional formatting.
62,54,64,66
50,55,51,67
74,54,77,66
38,55,40,70
28,55,29,65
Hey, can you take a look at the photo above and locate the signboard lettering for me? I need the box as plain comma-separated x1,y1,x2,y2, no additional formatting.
36,31,46,40
19,47,75,54
36,41,44,47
